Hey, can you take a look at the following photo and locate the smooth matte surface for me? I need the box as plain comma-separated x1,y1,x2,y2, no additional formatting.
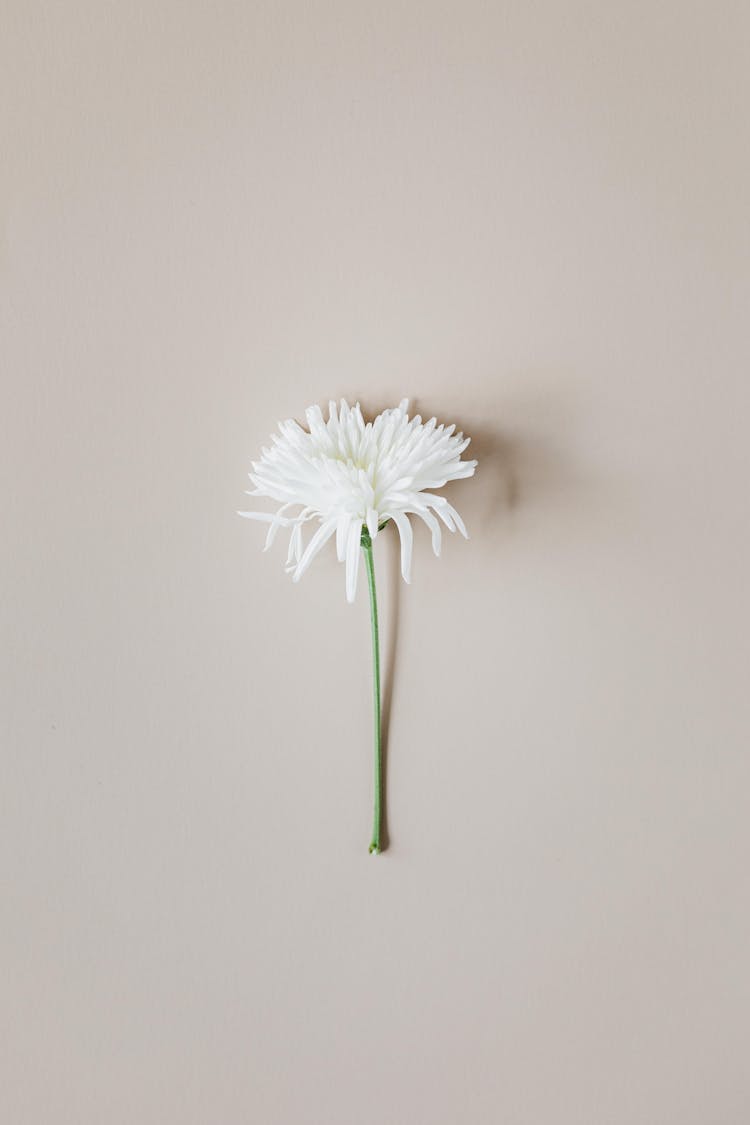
3,3,749,1122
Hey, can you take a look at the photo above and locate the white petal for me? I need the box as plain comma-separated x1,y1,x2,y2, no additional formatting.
421,494,470,533
285,522,303,569
305,404,325,433
263,521,281,551
390,512,413,583
444,503,468,538
345,519,362,603
415,508,442,555
237,510,288,523
336,515,350,562
263,503,294,551
293,519,336,581
366,507,378,539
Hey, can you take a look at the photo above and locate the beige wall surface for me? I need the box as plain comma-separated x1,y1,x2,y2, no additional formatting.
3,3,750,1122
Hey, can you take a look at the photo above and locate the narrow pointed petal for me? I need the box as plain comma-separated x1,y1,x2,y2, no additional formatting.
293,519,337,581
237,510,287,523
444,503,468,537
415,508,442,555
345,520,362,603
305,404,325,432
285,522,303,569
336,515,350,562
390,512,414,583
431,503,456,532
263,503,294,550
263,519,282,551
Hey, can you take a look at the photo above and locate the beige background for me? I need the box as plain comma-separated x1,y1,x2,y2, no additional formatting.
3,2,750,1122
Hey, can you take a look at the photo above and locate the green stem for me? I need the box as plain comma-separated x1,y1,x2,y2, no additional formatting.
361,528,382,855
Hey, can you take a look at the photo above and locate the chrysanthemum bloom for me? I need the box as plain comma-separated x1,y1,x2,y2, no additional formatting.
239,399,477,853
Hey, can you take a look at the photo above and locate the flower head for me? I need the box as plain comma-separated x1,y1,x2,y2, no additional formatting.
239,399,477,602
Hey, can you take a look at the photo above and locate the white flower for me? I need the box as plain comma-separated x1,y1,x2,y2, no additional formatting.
239,399,477,602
